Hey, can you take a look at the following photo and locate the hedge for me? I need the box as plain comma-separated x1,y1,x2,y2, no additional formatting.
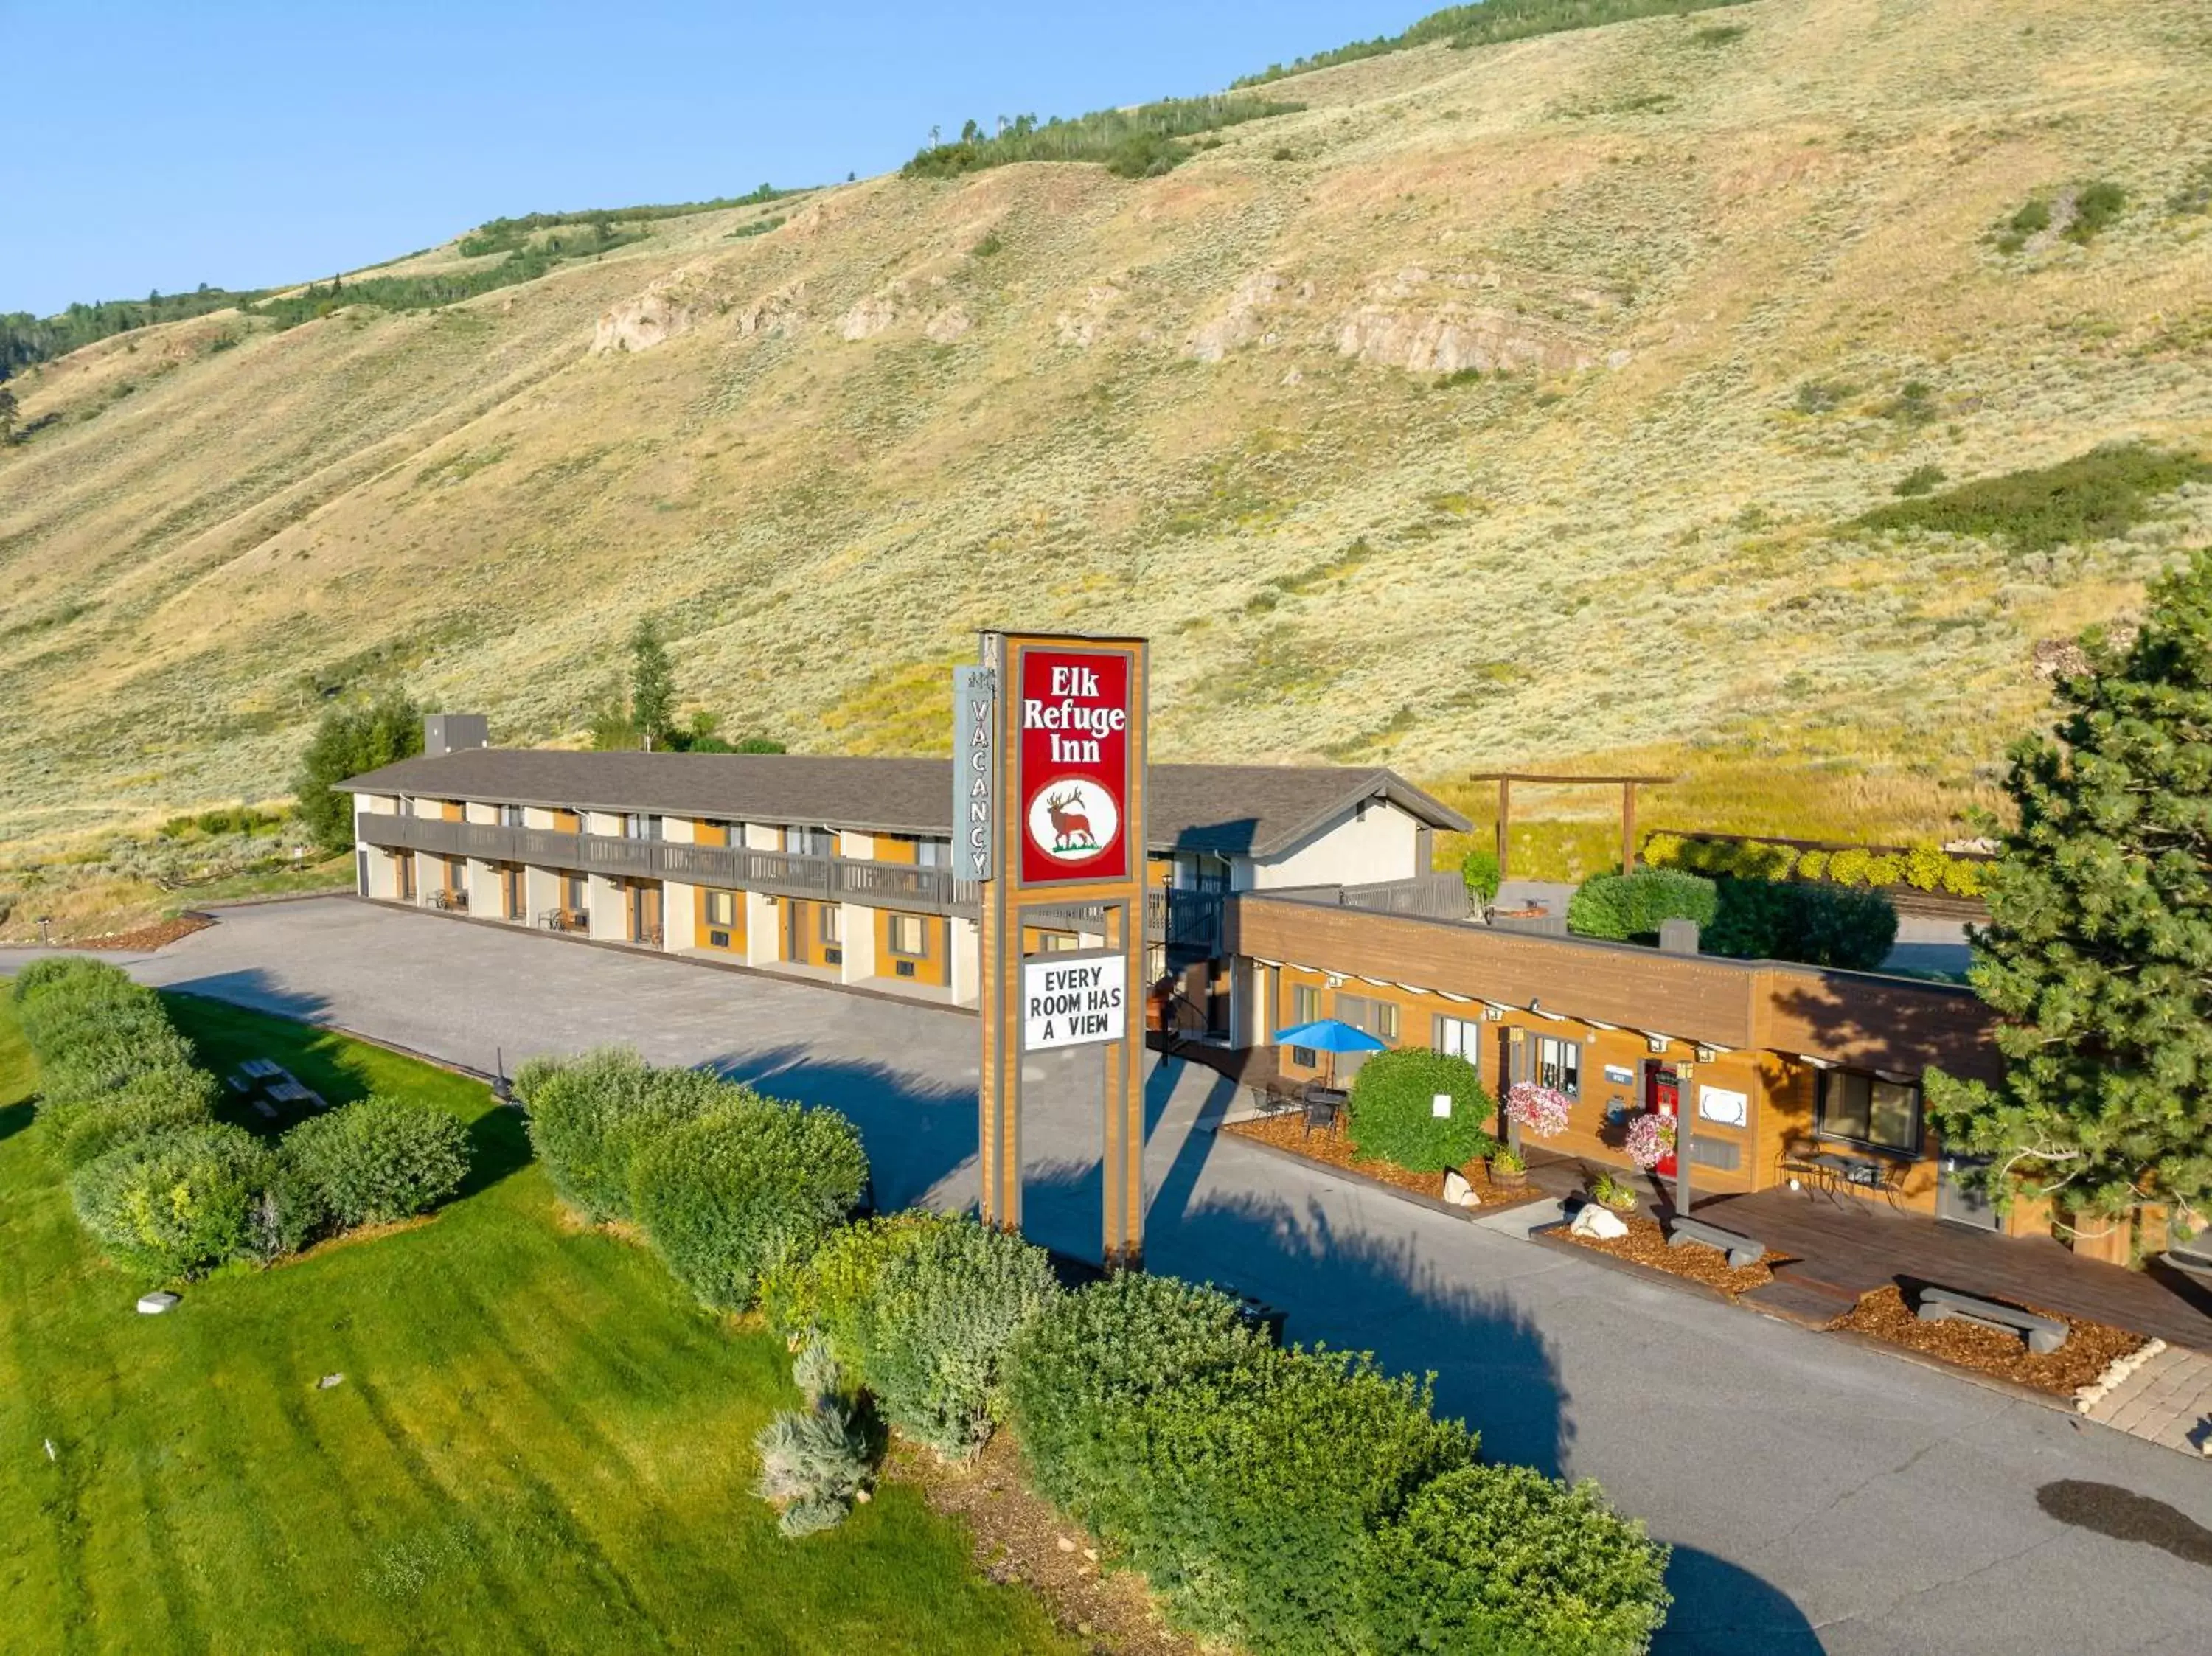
515,1046,735,1220
630,1098,869,1312
69,1124,276,1278
1566,869,1717,942
1354,1464,1672,1655
1004,1273,1475,1654
1347,1047,1496,1172
1703,879,1898,971
285,1094,473,1228
852,1215,1061,1459
1644,832,1986,898
764,1211,940,1374
52,1066,218,1170
14,960,215,1167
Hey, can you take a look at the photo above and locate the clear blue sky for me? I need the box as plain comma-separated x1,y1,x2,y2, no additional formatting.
0,1,1420,317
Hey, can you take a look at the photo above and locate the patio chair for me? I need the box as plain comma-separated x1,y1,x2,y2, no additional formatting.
1301,1084,1345,1137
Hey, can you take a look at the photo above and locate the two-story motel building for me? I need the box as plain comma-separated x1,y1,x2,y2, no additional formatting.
344,723,2029,1243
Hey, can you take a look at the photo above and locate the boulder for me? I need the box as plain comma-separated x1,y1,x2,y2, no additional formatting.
1570,1203,1630,1241
1442,1169,1481,1208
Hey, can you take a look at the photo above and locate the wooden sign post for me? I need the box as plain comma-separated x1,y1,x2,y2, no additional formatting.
965,631,1150,1268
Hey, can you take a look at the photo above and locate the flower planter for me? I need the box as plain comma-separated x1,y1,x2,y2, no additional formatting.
1489,1162,1528,1190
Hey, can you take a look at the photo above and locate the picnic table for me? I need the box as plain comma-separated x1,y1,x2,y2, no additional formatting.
228,1060,328,1113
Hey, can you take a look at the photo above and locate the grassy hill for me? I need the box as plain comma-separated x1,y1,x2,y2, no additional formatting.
3,0,2209,885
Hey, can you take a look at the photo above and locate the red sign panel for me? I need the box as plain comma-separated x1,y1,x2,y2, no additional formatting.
1017,647,1132,886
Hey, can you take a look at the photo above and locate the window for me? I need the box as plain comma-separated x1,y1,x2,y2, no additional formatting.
1535,1035,1582,1099
625,813,662,841
915,838,953,869
818,905,842,944
1334,992,1399,1042
1433,1016,1481,1060
1817,1071,1923,1155
705,890,737,928
888,914,928,958
500,803,524,828
787,825,834,857
1293,984,1321,1025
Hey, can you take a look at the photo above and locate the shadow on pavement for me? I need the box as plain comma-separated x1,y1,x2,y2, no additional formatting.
1655,1547,1824,1654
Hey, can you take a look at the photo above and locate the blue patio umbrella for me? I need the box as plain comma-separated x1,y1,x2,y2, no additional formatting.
1273,1017,1386,1089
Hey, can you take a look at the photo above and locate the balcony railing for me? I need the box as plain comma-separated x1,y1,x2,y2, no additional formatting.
361,812,1234,947
357,813,983,917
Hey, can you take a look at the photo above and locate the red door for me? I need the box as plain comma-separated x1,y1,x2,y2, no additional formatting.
1645,1065,1680,1177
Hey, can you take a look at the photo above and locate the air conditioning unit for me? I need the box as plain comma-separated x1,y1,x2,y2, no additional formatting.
709,930,731,949
824,947,844,967
894,959,917,979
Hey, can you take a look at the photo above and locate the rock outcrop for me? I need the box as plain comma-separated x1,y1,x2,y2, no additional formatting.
591,284,697,355
1335,266,1601,375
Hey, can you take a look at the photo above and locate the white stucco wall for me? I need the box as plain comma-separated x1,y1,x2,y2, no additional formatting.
952,919,981,1006
524,805,558,830
745,891,779,965
584,810,623,838
465,801,498,825
1242,799,1425,890
838,902,877,983
466,857,502,918
743,822,781,852
664,881,697,948
525,864,564,922
587,873,625,942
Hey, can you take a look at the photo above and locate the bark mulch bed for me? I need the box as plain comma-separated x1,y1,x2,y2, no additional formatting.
1223,1113,1548,1211
59,915,212,951
1829,1285,2146,1397
1561,1211,1790,1298
890,1433,1195,1656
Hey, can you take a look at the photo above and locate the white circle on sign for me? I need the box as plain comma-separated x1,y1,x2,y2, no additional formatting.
1026,779,1119,864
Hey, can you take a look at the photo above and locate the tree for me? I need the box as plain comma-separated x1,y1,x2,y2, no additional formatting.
292,692,423,854
0,383,16,445
1928,549,2212,1233
628,616,677,750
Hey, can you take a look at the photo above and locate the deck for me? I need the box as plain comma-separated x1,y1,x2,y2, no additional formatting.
1697,1183,2212,1352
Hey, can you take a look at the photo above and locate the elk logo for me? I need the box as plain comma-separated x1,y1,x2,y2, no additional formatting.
1026,779,1119,864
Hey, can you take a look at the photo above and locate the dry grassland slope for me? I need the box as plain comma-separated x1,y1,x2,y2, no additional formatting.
2,0,2208,849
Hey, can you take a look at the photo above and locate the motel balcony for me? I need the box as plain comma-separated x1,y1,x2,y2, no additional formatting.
353,810,1232,950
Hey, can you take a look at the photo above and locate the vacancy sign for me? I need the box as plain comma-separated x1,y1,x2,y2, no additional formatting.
1023,953,1127,1051
1018,647,1132,885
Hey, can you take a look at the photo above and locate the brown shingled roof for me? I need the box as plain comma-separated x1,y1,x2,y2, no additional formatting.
337,750,1468,858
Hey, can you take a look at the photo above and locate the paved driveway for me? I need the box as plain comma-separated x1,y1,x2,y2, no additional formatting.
12,899,2212,1655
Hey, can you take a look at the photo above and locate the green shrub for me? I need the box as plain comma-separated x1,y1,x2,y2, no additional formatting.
70,1124,274,1278
52,1065,217,1170
1354,1464,1672,1656
1863,853,1905,887
1703,879,1897,970
1894,463,1947,497
10,954,124,1006
855,1215,1060,1459
1347,1047,1496,1172
764,1211,939,1374
1827,847,1873,886
903,96,1299,181
1639,832,1684,868
1004,1274,1268,1545
1460,846,1502,904
630,1097,869,1312
1796,848,1829,880
284,1095,471,1228
1902,843,1949,892
2065,180,2127,243
517,1046,731,1220
1568,869,1717,942
1121,1344,1474,1650
1103,130,1189,179
1856,443,2211,554
1941,857,1986,897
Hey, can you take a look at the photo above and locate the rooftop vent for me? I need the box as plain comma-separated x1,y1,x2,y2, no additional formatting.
424,713,490,757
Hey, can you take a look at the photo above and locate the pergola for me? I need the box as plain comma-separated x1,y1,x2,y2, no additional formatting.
1467,772,1677,882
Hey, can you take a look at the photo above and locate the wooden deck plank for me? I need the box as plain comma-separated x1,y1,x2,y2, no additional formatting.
1698,1186,2212,1352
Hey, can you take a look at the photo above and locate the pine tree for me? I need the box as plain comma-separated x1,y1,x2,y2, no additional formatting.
1928,549,2212,1232
628,616,677,751
0,383,18,445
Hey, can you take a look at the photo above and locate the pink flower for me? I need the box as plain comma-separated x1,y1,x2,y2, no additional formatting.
1625,1113,1677,1171
1504,1082,1571,1140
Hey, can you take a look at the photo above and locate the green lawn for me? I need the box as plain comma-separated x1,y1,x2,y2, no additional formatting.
0,988,1076,1655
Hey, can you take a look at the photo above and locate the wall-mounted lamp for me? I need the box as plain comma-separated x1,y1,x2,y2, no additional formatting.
1528,997,1543,1014
1694,1045,1717,1063
1483,1006,1504,1021
1645,1033,1670,1054
1325,973,1345,988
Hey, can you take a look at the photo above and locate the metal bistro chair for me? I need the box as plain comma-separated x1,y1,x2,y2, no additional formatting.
1301,1082,1346,1138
